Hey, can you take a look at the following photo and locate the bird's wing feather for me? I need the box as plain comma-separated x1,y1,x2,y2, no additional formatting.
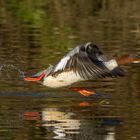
51,42,124,79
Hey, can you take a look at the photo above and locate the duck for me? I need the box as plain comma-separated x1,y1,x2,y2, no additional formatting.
24,42,140,96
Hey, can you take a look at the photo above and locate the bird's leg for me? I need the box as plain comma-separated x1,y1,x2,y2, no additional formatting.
69,87,96,97
24,72,45,81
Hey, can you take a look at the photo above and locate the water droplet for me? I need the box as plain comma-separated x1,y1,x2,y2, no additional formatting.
0,64,25,79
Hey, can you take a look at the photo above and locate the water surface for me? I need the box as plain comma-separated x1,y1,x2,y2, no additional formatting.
0,0,140,140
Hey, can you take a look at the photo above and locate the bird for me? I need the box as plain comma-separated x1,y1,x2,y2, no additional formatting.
24,42,140,96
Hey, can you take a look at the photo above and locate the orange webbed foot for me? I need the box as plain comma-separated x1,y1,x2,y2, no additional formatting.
24,72,45,82
70,87,96,97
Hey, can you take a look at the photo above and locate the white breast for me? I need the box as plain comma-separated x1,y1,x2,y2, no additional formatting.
104,59,118,71
43,71,83,88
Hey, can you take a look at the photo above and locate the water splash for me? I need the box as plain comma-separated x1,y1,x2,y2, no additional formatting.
0,64,25,79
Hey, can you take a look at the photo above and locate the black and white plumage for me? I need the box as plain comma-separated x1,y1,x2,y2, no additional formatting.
24,42,124,88
52,42,124,78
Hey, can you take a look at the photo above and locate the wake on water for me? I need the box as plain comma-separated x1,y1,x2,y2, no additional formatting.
0,64,25,79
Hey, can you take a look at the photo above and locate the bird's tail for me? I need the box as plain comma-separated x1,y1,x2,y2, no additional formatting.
116,54,140,65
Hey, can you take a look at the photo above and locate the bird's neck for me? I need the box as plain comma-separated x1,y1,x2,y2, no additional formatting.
116,54,140,65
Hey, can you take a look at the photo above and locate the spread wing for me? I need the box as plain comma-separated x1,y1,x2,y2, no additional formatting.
51,42,124,79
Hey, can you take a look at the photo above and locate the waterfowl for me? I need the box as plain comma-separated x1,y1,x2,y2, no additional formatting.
24,42,140,96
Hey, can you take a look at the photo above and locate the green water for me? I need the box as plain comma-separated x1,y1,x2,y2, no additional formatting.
0,0,140,140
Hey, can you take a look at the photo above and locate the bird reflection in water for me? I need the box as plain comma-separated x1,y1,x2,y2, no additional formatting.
23,103,122,140
24,108,80,139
